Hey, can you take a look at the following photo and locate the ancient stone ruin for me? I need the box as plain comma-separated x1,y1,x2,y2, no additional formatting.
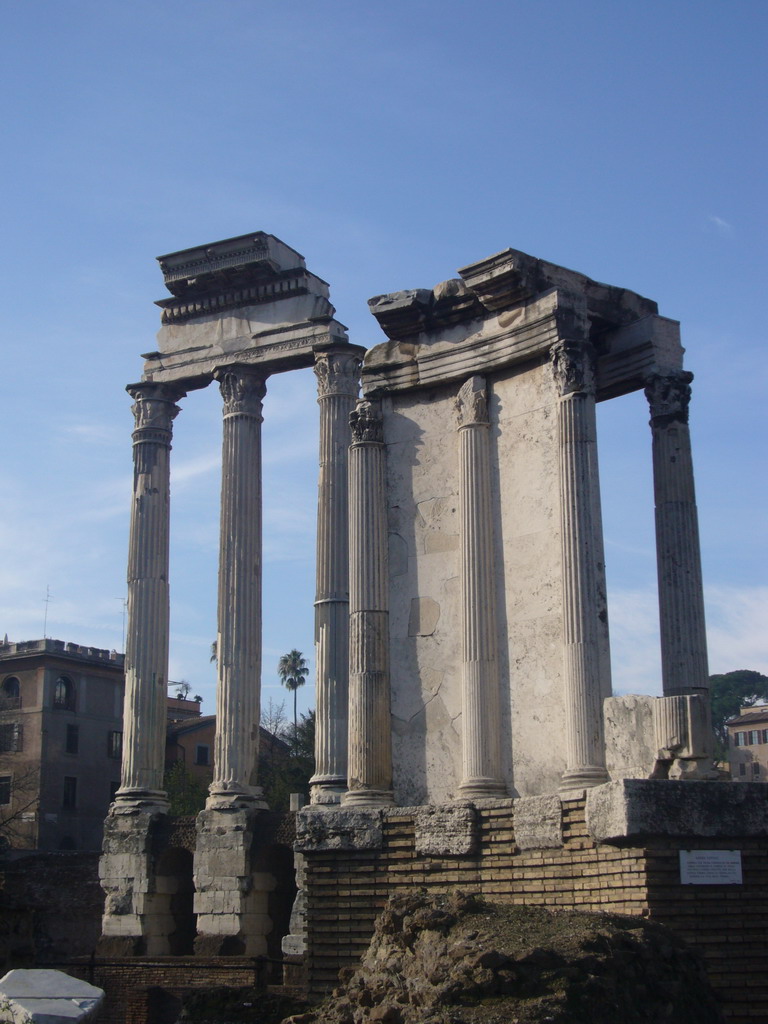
99,234,768,1019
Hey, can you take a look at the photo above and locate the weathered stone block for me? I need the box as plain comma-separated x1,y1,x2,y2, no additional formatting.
513,795,563,850
295,807,384,851
586,778,768,842
412,803,477,856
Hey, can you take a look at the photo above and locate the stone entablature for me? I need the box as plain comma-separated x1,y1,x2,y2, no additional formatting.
365,249,679,399
141,232,349,389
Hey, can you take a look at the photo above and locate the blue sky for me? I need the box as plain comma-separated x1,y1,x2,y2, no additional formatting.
1,0,765,721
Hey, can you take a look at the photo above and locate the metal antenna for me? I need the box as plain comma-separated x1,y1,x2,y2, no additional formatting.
114,597,128,652
42,585,52,639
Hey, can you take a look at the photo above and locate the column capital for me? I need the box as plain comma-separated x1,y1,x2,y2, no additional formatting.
350,399,384,444
550,340,596,397
215,367,267,419
128,383,185,441
455,375,489,427
314,350,362,399
644,370,693,427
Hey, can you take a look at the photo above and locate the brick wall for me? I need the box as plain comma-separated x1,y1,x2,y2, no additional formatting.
302,798,768,1022
65,957,262,1024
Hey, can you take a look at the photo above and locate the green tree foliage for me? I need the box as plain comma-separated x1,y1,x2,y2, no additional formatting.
164,760,208,817
277,649,309,730
259,708,316,812
710,669,768,759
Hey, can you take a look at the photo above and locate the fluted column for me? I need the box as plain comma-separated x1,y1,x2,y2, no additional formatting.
115,383,184,812
342,399,394,807
207,368,268,810
310,348,362,804
645,372,710,698
456,376,506,799
552,340,610,794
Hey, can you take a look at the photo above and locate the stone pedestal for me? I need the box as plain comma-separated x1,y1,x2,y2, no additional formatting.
193,808,276,956
343,400,394,807
455,377,506,798
207,369,268,811
552,340,610,794
114,383,183,814
99,812,171,956
310,348,362,804
645,373,710,701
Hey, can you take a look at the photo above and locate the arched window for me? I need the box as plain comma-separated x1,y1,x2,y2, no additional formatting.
2,677,20,708
53,676,75,711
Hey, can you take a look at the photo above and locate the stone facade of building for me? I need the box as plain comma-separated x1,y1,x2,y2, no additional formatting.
0,639,124,851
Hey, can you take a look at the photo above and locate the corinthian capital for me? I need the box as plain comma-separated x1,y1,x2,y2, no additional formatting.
314,351,362,399
644,371,693,426
216,369,266,418
350,399,383,444
128,383,184,433
455,376,489,427
550,340,596,397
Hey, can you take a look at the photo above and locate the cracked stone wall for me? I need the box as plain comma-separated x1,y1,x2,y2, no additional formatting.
384,362,564,803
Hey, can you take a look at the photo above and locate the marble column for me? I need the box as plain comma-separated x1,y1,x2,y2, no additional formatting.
115,383,184,812
552,340,610,794
645,372,709,698
455,376,506,799
342,399,394,807
310,348,361,804
207,367,268,810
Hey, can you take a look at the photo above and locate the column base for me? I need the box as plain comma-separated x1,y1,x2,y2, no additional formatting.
667,757,720,781
458,778,508,800
558,766,609,797
341,787,394,808
309,775,347,805
111,788,169,815
205,782,268,812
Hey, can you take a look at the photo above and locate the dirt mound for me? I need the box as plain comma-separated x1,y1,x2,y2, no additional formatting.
283,891,724,1024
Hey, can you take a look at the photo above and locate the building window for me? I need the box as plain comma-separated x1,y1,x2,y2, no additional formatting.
0,723,23,753
195,744,210,766
107,731,123,760
53,676,75,711
0,776,10,805
65,724,79,755
750,730,761,746
62,776,77,809
762,730,768,744
735,732,746,747
739,763,747,776
1,677,20,709
753,763,761,777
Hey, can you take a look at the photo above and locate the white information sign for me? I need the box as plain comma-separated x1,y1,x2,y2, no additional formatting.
679,849,742,885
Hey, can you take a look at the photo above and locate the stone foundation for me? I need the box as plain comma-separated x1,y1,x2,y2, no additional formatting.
296,783,768,1023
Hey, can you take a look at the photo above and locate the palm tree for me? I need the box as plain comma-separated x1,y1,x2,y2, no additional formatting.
277,649,309,731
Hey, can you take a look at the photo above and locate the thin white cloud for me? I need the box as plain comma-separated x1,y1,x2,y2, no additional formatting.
707,214,733,235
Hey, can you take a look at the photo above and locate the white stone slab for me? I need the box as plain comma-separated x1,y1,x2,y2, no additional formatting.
0,970,104,1024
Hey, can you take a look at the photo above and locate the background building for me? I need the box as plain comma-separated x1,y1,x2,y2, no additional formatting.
0,639,125,851
726,704,768,782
